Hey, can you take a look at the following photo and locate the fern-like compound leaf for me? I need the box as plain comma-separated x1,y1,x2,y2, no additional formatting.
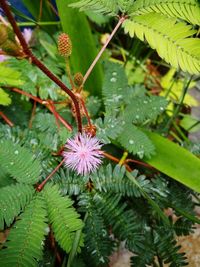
123,95,167,124
130,0,200,25
93,193,145,251
0,195,48,267
70,0,135,15
0,183,34,230
43,183,84,253
118,125,155,158
91,164,151,197
0,140,42,184
123,13,200,74
81,195,114,266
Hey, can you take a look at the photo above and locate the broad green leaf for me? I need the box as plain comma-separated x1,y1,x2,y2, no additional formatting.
0,65,24,87
56,0,103,95
0,88,12,106
144,131,200,193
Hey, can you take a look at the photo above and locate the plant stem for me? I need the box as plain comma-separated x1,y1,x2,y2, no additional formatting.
16,21,61,26
119,151,128,166
103,151,132,172
165,77,192,131
37,159,65,191
0,0,82,133
28,100,37,129
83,16,126,85
6,87,72,131
0,111,14,127
66,58,74,88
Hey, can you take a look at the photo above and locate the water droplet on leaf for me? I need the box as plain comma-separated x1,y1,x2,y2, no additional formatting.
110,77,117,83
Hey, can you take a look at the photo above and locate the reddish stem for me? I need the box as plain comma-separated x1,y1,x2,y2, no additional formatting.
37,158,65,191
29,101,37,128
0,111,14,127
125,159,155,170
7,87,72,131
103,151,132,172
0,0,82,132
48,101,60,130
79,98,92,127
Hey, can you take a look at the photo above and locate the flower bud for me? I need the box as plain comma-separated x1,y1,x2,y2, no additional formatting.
1,40,22,56
58,33,72,58
0,25,8,45
74,72,84,87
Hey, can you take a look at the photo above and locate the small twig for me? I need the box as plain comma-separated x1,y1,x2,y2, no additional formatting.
125,159,155,169
38,0,43,22
0,111,14,127
83,16,127,85
6,87,72,131
102,151,132,172
28,101,37,129
47,0,59,17
0,0,82,132
66,58,74,89
79,98,92,127
37,159,65,191
48,101,61,130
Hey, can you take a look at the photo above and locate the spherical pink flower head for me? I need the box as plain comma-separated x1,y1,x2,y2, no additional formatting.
63,133,103,175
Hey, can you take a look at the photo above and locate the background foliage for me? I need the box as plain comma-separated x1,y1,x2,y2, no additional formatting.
0,0,200,266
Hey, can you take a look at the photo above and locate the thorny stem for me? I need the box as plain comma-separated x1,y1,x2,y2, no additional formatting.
37,159,65,191
0,111,14,127
0,0,82,132
83,16,127,85
6,87,72,131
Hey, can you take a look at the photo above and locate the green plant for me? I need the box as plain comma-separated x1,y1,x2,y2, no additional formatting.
0,0,200,266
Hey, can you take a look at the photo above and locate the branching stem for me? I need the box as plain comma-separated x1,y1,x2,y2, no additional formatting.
83,16,127,85
0,111,14,127
6,87,73,131
0,0,82,132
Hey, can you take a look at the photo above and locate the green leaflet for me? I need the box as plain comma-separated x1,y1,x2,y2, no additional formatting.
0,140,42,184
130,0,200,25
0,195,48,267
0,183,34,229
123,13,200,74
144,131,200,193
56,0,103,96
43,183,84,253
118,125,155,158
0,88,12,106
0,65,24,87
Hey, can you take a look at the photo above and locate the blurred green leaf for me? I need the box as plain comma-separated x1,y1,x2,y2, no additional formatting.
0,65,24,87
145,131,200,193
0,88,12,106
56,0,103,95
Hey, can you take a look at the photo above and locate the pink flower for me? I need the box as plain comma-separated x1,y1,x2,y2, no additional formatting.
22,28,32,44
63,133,103,175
